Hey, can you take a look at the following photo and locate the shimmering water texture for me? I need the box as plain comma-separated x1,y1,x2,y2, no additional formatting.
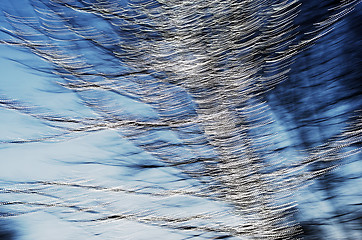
0,0,361,239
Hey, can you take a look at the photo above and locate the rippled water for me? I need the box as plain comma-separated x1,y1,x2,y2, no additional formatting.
0,0,361,239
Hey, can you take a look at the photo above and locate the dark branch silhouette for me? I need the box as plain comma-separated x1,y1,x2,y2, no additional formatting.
0,0,361,239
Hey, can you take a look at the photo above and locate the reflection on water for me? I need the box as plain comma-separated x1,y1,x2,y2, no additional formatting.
0,0,361,239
